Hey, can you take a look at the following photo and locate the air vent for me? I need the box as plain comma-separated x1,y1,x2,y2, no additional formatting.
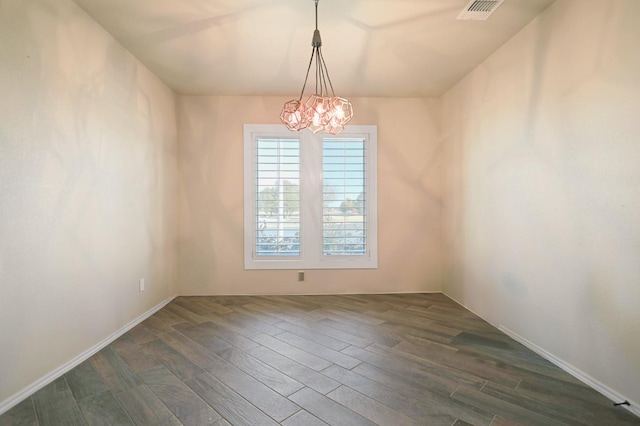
457,0,504,20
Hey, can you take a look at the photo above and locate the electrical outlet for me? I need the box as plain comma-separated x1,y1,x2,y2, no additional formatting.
298,271,304,282
139,278,145,292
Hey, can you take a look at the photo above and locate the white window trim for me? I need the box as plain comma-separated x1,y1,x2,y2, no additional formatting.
244,124,377,270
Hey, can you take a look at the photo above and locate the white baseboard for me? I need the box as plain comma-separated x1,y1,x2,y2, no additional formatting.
183,290,443,296
498,325,640,418
0,295,176,416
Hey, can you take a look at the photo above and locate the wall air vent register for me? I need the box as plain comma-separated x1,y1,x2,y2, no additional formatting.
457,0,505,20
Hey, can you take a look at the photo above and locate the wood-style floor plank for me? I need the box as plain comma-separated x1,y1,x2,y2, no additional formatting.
138,366,222,426
142,314,175,335
125,324,156,344
2,294,638,426
280,410,328,426
164,302,208,325
344,346,470,397
221,311,283,336
0,397,38,426
273,320,351,351
320,364,464,425
273,331,362,369
76,391,133,426
172,298,219,316
230,304,281,325
186,373,280,426
250,333,333,372
288,387,377,426
247,346,341,395
89,347,143,394
326,385,419,426
245,301,314,324
215,347,305,397
31,378,85,426
64,360,110,401
159,331,300,422
320,318,400,347
114,384,182,426
362,342,487,390
391,340,522,388
173,323,239,352
289,316,374,348
379,321,454,344
110,334,163,373
141,339,204,381
202,312,261,338
451,384,568,426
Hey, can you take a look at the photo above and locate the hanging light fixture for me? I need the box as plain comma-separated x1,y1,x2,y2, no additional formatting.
280,0,353,135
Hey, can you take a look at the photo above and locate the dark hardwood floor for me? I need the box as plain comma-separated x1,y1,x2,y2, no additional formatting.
1,293,638,425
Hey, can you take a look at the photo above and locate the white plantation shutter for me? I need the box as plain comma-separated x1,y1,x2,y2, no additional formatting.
244,124,377,269
323,139,367,256
255,138,300,256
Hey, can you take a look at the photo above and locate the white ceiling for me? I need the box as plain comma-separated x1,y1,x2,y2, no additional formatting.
73,0,556,97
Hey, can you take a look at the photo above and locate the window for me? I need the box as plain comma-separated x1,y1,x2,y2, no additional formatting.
244,124,377,269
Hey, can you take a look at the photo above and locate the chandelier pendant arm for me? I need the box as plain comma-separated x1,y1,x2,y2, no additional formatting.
317,49,323,96
320,51,329,97
298,47,316,101
315,48,321,95
318,49,336,97
320,51,328,97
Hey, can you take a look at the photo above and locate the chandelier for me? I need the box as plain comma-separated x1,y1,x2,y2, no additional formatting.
280,0,353,135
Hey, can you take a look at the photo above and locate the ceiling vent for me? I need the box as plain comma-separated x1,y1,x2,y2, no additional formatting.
457,0,505,20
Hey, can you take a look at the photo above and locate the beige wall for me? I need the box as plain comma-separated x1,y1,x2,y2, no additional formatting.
178,96,442,295
442,0,640,406
0,0,178,406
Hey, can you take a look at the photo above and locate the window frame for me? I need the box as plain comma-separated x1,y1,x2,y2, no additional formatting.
244,124,378,270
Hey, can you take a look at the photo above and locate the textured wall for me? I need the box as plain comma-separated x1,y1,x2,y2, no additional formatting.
442,0,640,406
177,96,442,295
0,0,178,406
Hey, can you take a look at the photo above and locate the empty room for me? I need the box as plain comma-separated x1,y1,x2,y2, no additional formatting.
1,0,639,424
